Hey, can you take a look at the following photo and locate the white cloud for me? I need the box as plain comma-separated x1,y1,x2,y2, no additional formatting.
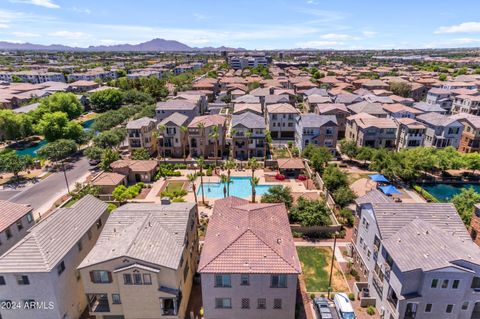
306,0,318,4
0,23,9,29
49,30,90,39
435,22,480,34
12,31,39,37
295,40,344,48
10,0,60,9
362,31,377,37
320,33,360,40
424,37,480,48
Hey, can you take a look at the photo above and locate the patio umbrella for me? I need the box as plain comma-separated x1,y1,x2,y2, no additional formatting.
379,185,401,195
369,174,389,183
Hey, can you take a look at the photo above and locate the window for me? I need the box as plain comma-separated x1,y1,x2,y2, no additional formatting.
57,261,65,276
215,298,231,309
446,304,454,313
214,274,231,287
431,279,438,288
16,275,29,285
442,279,449,289
112,294,121,304
5,227,12,239
273,299,282,309
453,279,460,289
257,298,266,309
77,240,83,252
123,274,132,285
271,275,287,288
16,220,23,231
240,274,250,286
143,274,152,285
241,298,250,309
90,271,111,284
472,277,480,290
0,276,5,285
26,213,33,223
425,304,432,313
462,302,469,310
133,273,142,285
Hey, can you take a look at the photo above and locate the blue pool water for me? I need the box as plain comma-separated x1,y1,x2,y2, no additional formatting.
197,176,273,199
14,140,48,157
82,118,96,131
422,183,480,202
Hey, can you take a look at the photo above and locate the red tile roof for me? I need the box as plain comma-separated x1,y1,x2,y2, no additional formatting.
198,197,301,274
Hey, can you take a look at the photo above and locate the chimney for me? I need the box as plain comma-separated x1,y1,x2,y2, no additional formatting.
161,197,171,205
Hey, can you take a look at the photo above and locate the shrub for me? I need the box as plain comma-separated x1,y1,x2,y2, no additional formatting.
206,168,213,176
367,306,375,316
297,175,307,181
348,293,355,301
310,293,315,300
275,173,286,181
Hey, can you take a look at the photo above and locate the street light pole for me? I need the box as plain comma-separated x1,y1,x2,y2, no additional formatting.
327,232,338,299
61,160,70,194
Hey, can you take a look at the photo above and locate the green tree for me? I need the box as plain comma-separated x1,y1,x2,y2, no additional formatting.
389,82,412,98
465,152,480,174
356,147,375,164
322,165,349,192
0,152,32,180
309,147,332,174
100,149,120,171
251,176,260,203
89,89,124,112
35,111,69,141
93,128,127,149
220,174,228,198
209,125,220,167
84,146,104,161
260,185,293,209
332,186,356,207
290,198,331,226
435,146,463,172
196,157,206,205
438,73,448,81
369,149,399,180
339,140,358,159
112,185,128,203
248,157,260,180
187,173,198,204
223,159,235,196
38,92,83,119
131,148,150,160
451,187,480,225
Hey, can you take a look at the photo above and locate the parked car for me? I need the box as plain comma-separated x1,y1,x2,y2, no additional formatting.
314,297,333,319
333,293,356,319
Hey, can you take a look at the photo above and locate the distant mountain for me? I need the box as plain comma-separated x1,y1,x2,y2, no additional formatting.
0,38,245,52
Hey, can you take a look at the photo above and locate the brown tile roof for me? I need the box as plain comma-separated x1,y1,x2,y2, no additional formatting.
110,160,158,172
198,197,301,274
277,158,304,170
92,172,126,186
266,103,299,114
188,115,226,128
0,201,32,233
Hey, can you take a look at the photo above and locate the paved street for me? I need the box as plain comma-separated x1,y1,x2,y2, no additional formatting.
6,157,91,216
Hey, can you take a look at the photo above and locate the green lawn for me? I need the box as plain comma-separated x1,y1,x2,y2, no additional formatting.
164,181,185,193
297,246,348,292
272,148,290,159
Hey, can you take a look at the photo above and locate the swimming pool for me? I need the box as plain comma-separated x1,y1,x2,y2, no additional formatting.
14,140,48,157
197,176,273,199
422,183,480,202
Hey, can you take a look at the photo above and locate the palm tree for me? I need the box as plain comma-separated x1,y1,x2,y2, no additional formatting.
245,130,252,159
209,125,220,167
230,128,237,160
264,129,272,161
187,173,198,204
197,123,206,158
157,124,166,164
223,159,235,196
248,157,259,180
196,156,206,205
250,176,260,203
220,174,228,198
180,125,188,164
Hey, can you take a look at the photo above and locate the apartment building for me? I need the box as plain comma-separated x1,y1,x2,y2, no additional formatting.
450,114,480,153
0,196,109,319
315,103,349,138
231,111,266,160
346,113,398,148
395,118,426,150
199,197,301,319
188,115,227,158
67,68,118,82
78,201,199,319
416,113,464,149
0,71,65,84
0,201,34,256
266,103,300,140
228,55,269,70
451,95,480,115
352,200,480,319
295,114,338,153
155,100,200,123
158,112,189,158
382,103,423,119
347,101,388,118
425,88,453,111
126,117,157,156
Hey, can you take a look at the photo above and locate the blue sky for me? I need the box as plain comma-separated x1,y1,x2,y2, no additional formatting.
1,0,480,49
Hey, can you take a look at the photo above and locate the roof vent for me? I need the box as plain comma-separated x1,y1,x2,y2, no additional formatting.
277,238,283,244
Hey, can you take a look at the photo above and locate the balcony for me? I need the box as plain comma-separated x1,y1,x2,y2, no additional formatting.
87,294,110,313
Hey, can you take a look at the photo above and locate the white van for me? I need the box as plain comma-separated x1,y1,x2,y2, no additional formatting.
333,293,356,319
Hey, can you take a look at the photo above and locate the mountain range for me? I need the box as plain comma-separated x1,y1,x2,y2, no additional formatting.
0,38,245,52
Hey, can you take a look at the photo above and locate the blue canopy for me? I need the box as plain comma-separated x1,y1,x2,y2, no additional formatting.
369,174,389,183
379,185,401,195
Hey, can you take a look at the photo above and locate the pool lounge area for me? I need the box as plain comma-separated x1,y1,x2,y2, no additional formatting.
197,176,272,199
422,183,480,202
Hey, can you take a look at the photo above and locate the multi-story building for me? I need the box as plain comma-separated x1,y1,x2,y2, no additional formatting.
155,100,200,123
451,95,480,115
346,113,398,148
395,118,426,150
315,103,350,138
199,197,301,319
158,112,189,158
228,54,268,70
231,111,266,160
450,114,480,153
0,201,34,256
78,201,199,319
188,115,227,158
416,113,464,149
265,103,300,140
0,196,108,319
425,88,453,111
126,117,157,156
295,114,338,153
352,199,480,319
382,103,423,119
67,68,118,82
0,71,65,84
347,101,388,118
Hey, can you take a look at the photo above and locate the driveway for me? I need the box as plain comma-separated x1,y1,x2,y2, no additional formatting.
8,156,91,216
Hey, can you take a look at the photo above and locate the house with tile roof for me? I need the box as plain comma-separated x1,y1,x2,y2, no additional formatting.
110,159,158,183
314,103,350,138
346,113,397,148
0,195,108,319
266,103,300,140
231,112,266,160
78,201,198,319
0,201,34,256
295,114,338,152
187,115,227,158
199,197,301,319
394,118,427,150
450,113,480,153
416,113,464,149
158,112,190,158
352,201,480,319
126,117,157,156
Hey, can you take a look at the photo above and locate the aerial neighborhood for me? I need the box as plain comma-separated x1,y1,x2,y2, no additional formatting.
1,4,480,318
